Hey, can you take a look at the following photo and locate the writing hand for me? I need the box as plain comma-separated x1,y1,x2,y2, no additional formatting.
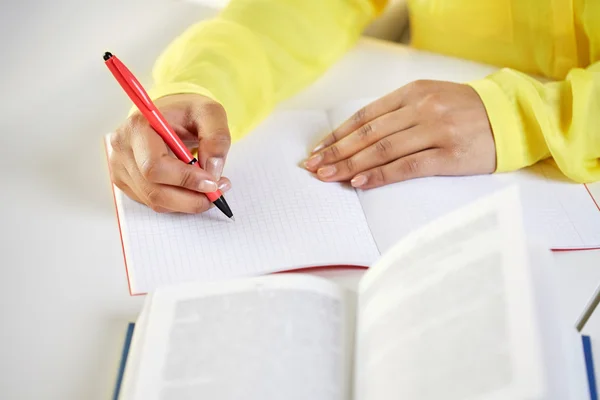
109,94,231,213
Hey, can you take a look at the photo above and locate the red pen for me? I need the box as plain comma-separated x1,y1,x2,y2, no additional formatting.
103,51,234,221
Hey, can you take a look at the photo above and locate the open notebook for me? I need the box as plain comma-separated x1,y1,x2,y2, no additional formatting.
105,100,600,295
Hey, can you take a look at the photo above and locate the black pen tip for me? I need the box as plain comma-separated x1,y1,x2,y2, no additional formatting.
103,52,113,61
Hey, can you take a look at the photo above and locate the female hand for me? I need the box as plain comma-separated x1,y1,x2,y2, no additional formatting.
304,80,497,189
109,94,232,213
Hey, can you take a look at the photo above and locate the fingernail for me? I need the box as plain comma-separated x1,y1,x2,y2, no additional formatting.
218,181,231,193
351,174,368,187
317,165,336,178
312,142,325,153
205,157,224,180
198,179,218,192
304,153,323,169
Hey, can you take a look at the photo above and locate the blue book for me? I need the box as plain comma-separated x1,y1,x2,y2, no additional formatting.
112,322,135,400
583,335,598,400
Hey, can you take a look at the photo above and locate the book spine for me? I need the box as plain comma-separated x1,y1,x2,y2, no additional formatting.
583,335,598,400
112,322,136,400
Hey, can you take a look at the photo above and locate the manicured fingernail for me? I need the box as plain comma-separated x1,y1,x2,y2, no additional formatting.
198,179,218,192
317,165,336,178
312,142,325,153
218,181,231,192
351,174,368,187
304,153,323,169
205,157,224,180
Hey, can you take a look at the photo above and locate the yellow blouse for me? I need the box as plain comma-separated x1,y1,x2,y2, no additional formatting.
146,0,600,183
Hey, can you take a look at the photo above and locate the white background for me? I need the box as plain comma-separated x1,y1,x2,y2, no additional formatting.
0,1,598,399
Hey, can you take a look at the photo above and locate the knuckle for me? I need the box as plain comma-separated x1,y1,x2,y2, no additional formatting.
109,130,126,152
199,101,226,119
112,175,126,191
128,112,147,127
419,93,446,114
375,139,392,157
327,144,341,160
139,158,160,181
145,186,163,205
185,101,228,128
108,153,119,172
112,114,147,151
352,107,367,125
178,167,196,188
406,79,428,95
108,155,127,185
109,167,120,185
190,200,209,214
401,158,421,176
151,205,168,213
344,157,355,173
357,123,373,140
373,167,386,184
441,115,460,138
445,123,461,144
329,131,339,143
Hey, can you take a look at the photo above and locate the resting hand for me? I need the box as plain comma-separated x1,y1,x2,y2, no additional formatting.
304,80,497,189
109,94,232,213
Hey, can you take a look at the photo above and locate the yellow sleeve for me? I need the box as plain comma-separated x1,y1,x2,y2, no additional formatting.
468,62,600,183
146,0,387,141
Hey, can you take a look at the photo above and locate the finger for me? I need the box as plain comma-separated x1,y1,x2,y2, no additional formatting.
130,127,219,193
121,139,213,213
217,177,232,193
125,156,212,213
112,150,168,211
311,89,409,153
349,149,448,189
315,125,435,182
124,183,172,212
192,102,231,181
305,107,416,171
110,159,144,205
139,183,213,214
112,157,176,212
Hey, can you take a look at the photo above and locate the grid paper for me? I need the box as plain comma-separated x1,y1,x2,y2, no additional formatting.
325,100,600,253
114,111,380,294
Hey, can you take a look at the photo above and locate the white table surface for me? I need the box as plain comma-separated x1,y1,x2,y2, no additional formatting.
1,2,598,399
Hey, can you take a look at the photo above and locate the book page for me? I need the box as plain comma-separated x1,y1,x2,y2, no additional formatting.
118,298,152,400
354,187,551,400
326,100,600,252
128,274,356,400
110,110,379,294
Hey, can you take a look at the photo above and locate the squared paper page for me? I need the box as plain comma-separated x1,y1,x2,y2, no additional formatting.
326,100,600,252
112,110,379,294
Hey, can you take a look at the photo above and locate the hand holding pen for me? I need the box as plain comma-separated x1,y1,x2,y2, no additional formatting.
104,52,234,220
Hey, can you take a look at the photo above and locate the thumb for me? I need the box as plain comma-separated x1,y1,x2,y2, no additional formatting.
193,102,232,181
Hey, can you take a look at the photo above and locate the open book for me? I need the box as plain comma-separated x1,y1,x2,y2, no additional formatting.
105,100,600,295
114,187,588,400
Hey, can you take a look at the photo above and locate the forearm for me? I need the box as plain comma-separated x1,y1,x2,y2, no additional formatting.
148,0,384,141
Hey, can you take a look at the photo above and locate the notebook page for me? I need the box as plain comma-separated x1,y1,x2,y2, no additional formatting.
326,100,600,252
111,110,379,294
